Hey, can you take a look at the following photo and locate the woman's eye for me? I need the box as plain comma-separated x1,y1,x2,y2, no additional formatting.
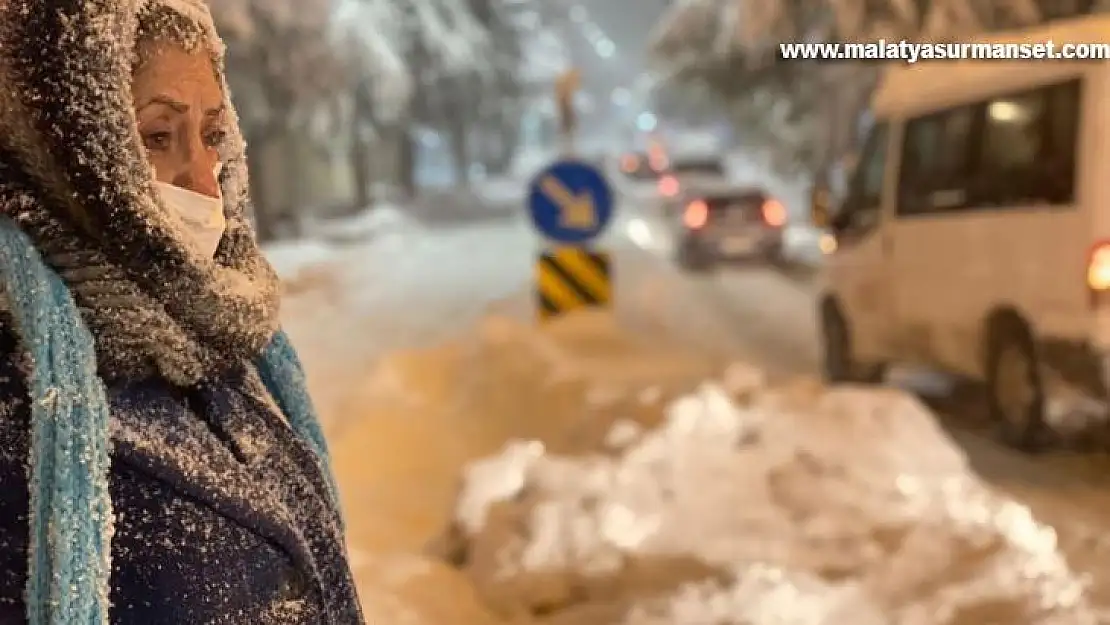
142,131,172,151
204,129,227,148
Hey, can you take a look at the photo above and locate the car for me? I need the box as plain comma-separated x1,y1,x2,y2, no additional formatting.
814,15,1107,451
655,154,727,199
618,150,666,181
673,187,787,271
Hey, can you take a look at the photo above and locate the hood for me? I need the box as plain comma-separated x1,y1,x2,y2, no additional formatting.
0,0,280,384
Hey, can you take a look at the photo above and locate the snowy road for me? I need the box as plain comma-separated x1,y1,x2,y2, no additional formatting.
277,186,1110,518
273,189,821,420
270,188,1110,622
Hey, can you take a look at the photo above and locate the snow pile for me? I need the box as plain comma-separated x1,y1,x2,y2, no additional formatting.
443,370,1106,624
263,204,420,294
511,147,558,180
265,239,338,279
300,203,417,244
475,176,528,205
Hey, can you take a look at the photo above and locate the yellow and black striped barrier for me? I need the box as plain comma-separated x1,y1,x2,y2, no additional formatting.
535,247,611,320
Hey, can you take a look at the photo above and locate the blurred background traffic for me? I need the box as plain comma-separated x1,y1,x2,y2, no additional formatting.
208,0,858,243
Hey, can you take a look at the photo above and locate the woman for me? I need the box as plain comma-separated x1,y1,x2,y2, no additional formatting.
0,1,363,623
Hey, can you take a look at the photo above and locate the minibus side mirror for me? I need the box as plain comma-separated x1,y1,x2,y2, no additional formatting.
809,185,831,228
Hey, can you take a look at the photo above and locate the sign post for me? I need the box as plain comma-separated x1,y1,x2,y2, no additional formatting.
527,159,614,322
554,69,580,155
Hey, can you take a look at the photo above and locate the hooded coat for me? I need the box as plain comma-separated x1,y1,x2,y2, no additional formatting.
0,0,363,623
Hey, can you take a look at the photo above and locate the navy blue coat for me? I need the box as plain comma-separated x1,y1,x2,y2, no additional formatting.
0,321,364,624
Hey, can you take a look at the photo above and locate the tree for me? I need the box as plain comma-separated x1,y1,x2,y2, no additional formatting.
396,0,508,188
465,0,526,175
332,0,414,206
649,0,1102,176
333,0,524,196
209,0,346,239
211,0,532,219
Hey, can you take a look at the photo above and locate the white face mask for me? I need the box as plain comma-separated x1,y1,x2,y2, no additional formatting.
152,163,226,259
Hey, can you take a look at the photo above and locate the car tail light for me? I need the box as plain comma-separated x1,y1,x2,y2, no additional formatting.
658,175,679,197
1088,242,1110,302
761,198,786,227
620,154,639,173
684,199,708,229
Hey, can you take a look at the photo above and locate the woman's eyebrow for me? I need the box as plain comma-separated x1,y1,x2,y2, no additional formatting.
137,94,188,113
138,99,224,117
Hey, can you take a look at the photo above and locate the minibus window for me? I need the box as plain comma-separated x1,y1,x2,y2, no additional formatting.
898,107,975,216
854,123,888,207
976,79,1080,206
983,93,1043,171
836,123,888,233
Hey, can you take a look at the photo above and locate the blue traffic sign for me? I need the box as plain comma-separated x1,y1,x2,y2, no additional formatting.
527,160,613,245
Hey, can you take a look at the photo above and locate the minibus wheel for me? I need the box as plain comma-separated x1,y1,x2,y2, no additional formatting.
985,317,1047,451
820,300,854,382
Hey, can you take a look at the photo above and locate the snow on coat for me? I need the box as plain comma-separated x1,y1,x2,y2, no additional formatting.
0,320,363,623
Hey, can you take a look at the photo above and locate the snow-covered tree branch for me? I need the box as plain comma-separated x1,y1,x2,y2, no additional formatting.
205,0,531,230
380,0,528,187
650,0,1103,174
209,0,343,133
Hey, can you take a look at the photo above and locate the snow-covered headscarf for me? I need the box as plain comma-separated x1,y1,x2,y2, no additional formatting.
0,1,340,623
0,0,280,386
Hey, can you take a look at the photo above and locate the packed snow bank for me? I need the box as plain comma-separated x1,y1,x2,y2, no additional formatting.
327,311,719,552
265,239,338,279
300,203,417,244
264,239,341,296
475,176,528,205
322,310,721,623
263,204,418,295
441,368,1107,624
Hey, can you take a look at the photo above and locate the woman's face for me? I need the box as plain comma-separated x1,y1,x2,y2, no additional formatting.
132,42,226,198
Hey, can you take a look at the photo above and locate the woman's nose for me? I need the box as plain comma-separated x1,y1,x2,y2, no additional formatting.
172,156,220,198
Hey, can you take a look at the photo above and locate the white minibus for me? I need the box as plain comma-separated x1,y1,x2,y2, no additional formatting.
815,15,1110,450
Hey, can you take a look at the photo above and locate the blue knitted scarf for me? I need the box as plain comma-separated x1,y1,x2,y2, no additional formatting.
0,218,340,625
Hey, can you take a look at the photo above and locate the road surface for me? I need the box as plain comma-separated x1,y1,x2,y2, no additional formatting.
273,179,1110,613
